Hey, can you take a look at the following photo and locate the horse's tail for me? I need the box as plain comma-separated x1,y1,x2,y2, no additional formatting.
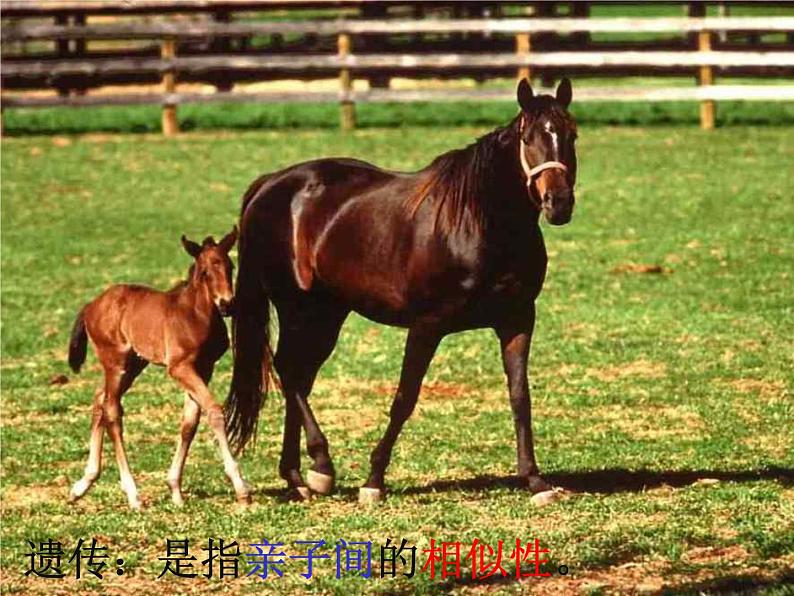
225,186,277,455
68,308,88,373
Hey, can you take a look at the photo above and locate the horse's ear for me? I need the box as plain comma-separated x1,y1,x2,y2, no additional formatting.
181,235,202,259
517,78,534,112
556,78,572,108
219,225,238,253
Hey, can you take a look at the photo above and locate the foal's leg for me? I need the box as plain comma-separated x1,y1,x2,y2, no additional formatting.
103,354,148,510
166,395,201,506
496,313,560,506
274,304,347,498
167,361,250,504
69,387,106,502
362,328,441,503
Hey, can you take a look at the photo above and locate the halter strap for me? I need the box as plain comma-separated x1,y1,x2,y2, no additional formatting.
519,139,568,187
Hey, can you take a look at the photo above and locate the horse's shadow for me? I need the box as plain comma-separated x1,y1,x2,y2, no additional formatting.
392,466,793,497
194,466,792,501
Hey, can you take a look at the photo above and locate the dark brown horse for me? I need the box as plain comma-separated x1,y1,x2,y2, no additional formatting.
226,78,578,505
67,228,250,509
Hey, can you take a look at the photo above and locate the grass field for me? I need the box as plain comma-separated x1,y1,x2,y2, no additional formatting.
1,116,793,594
5,100,794,136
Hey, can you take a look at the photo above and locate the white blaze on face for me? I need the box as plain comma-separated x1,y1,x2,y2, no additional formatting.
544,121,559,159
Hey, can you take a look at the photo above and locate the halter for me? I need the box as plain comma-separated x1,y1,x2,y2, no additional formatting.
519,139,568,190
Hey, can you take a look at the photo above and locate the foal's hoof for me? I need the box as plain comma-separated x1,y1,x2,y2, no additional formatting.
306,470,335,496
68,485,84,503
69,479,91,503
530,488,565,507
236,494,252,507
358,487,385,505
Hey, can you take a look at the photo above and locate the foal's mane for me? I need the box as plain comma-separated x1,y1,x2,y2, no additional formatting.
405,117,518,234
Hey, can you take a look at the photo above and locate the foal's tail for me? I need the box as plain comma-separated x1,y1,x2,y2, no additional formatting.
224,219,277,455
68,308,88,373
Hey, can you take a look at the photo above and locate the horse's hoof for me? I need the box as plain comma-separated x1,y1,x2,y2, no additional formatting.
306,470,334,496
531,489,564,507
67,491,81,504
236,494,252,507
359,487,385,505
171,493,185,507
285,486,312,502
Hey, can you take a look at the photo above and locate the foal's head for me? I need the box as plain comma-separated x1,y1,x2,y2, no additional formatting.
516,78,578,225
181,227,238,315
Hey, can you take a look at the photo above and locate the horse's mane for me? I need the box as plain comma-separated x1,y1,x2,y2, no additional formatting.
405,118,518,235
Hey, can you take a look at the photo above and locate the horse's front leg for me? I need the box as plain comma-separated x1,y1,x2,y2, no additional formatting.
496,312,562,506
361,328,441,503
168,361,251,505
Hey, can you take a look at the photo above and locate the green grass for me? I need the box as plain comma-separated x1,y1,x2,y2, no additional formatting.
5,100,794,137
1,121,793,594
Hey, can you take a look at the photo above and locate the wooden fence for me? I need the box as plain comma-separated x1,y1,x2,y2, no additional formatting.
2,2,793,132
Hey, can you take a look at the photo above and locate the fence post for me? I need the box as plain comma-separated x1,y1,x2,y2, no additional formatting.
74,13,87,96
55,13,70,97
211,10,233,92
516,32,531,82
698,30,715,130
161,37,178,136
338,33,355,131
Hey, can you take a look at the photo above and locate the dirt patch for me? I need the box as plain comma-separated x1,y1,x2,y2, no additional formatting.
729,378,786,400
610,263,672,274
209,182,231,193
740,434,792,459
421,381,474,401
2,483,66,510
586,405,704,440
586,359,667,382
562,321,599,340
320,405,383,438
499,558,669,596
353,327,385,356
460,552,794,596
683,544,750,565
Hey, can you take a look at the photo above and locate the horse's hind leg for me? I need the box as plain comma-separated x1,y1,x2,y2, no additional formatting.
168,361,250,505
69,387,106,502
166,395,201,506
103,353,148,510
274,301,348,498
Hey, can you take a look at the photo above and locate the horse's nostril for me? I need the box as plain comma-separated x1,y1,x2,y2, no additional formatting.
217,298,235,316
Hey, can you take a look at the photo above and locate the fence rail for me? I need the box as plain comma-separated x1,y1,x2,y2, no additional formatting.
5,17,794,40
2,8,793,132
5,51,794,78
3,52,794,77
5,84,794,109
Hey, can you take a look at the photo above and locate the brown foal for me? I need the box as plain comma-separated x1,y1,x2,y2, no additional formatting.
67,227,250,509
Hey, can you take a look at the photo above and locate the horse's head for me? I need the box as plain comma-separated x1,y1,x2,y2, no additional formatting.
181,226,238,316
516,78,578,226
